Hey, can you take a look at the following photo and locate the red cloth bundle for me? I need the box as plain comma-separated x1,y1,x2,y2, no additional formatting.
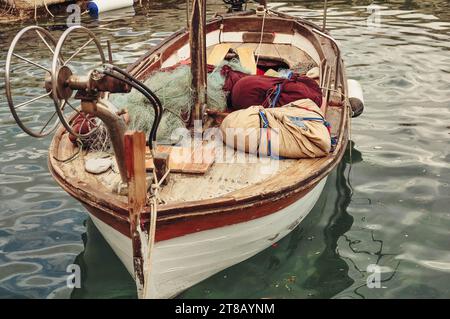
68,113,97,143
221,65,322,110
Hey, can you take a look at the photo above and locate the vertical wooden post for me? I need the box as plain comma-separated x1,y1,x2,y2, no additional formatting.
322,0,328,31
189,0,207,124
186,0,191,28
154,152,171,185
124,131,147,299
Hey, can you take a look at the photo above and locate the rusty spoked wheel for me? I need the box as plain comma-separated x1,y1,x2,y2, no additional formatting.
5,26,62,138
51,25,107,140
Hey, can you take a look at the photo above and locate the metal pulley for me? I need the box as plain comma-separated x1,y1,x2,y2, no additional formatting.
5,25,163,183
5,26,60,138
5,25,131,139
50,26,107,138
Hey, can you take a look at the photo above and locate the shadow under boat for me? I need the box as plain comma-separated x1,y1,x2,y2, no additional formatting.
70,219,137,299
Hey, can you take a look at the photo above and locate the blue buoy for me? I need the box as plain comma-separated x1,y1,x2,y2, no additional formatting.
87,2,99,16
87,0,134,16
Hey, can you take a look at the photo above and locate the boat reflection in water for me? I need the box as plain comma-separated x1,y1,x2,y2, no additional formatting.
71,220,137,299
71,141,385,299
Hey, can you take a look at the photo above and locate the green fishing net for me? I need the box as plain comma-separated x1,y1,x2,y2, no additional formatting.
110,59,248,141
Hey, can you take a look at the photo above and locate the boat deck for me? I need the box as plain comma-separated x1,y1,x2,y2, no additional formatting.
51,103,343,207
49,15,348,212
53,134,296,203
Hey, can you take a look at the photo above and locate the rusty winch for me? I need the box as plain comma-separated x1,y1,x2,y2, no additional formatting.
5,25,163,183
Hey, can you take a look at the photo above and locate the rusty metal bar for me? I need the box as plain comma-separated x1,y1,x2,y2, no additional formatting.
81,99,127,182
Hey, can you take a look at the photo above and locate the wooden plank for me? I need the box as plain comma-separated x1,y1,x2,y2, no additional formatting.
236,46,257,75
153,152,170,185
145,145,215,174
222,17,295,34
274,44,316,67
242,32,275,43
227,158,325,200
325,106,342,136
255,43,281,60
124,131,147,299
207,43,232,66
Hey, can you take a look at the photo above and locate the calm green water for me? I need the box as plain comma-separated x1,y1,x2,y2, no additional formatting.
0,0,449,299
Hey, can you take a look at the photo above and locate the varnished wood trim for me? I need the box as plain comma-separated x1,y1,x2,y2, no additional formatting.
242,32,275,43
222,16,295,34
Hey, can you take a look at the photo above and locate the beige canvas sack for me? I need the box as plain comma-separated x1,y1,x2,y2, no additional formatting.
220,99,331,158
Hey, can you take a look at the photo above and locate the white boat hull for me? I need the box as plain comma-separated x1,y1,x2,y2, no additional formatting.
89,177,327,298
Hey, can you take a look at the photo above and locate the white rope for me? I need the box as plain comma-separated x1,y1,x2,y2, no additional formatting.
157,168,171,188
255,9,267,66
320,86,348,99
43,0,54,17
348,96,352,159
142,195,157,299
142,162,170,298
346,96,353,198
33,0,54,20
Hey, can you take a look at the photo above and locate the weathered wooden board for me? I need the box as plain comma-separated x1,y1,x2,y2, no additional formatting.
207,43,233,66
124,131,147,298
145,145,215,174
236,47,257,74
206,43,317,70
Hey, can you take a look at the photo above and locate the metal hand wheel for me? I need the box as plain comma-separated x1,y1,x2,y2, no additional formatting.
5,26,61,137
51,25,107,139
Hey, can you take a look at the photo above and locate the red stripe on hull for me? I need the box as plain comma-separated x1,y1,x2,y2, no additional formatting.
81,181,316,242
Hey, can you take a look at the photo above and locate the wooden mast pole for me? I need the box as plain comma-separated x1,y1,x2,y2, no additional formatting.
322,0,328,31
189,0,207,125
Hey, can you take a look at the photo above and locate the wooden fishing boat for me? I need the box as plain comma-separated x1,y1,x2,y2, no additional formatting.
5,1,364,298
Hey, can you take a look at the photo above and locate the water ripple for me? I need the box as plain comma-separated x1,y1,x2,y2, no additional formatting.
1,0,450,299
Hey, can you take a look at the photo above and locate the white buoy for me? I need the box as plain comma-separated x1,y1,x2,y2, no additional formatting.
347,79,365,118
87,0,134,16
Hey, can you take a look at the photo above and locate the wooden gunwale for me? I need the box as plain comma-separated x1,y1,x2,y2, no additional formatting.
127,14,333,80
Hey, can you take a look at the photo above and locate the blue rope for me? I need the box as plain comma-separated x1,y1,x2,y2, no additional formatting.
331,136,338,146
259,110,271,156
271,84,282,108
288,116,325,122
287,116,334,148
271,72,293,108
259,110,269,128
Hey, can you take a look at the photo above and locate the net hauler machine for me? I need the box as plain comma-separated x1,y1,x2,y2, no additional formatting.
4,0,364,298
